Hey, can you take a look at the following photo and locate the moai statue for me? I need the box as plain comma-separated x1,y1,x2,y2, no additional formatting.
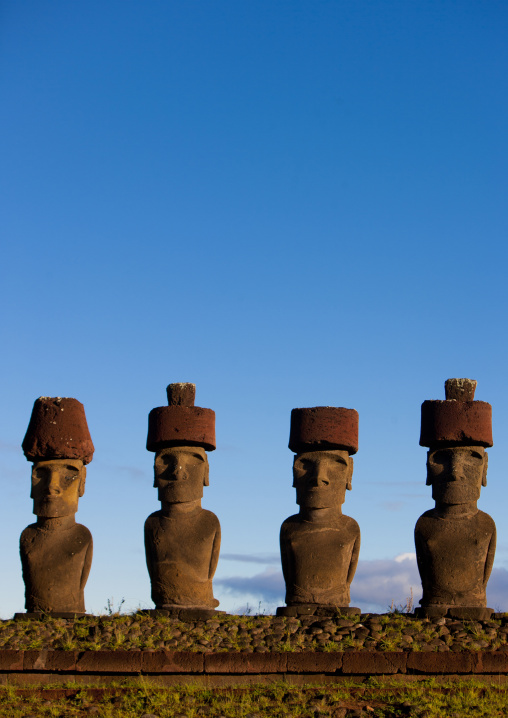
19,397,94,616
144,383,221,616
277,406,361,617
415,378,496,620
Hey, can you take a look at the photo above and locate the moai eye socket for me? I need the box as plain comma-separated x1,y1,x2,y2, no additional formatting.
294,458,311,473
469,449,484,462
60,466,79,489
429,450,449,466
32,466,48,482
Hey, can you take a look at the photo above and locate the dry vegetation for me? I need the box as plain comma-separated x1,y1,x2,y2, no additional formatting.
1,680,508,717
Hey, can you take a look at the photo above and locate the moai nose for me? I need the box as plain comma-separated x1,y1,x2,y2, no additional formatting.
47,471,61,494
173,464,187,481
448,453,465,480
314,463,330,486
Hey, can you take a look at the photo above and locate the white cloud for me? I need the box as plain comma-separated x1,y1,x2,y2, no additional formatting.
486,567,508,612
221,553,280,565
216,566,284,602
216,554,508,615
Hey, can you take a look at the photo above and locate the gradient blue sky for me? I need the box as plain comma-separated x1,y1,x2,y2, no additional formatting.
1,0,508,617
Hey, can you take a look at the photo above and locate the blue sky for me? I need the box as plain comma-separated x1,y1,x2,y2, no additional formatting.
1,0,508,617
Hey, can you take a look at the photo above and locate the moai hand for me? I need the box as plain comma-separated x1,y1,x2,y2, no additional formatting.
144,383,221,615
19,397,94,616
415,379,496,620
277,406,361,617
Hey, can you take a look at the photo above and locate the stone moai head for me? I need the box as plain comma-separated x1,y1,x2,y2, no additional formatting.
420,379,492,506
146,383,216,504
289,406,359,510
22,397,94,518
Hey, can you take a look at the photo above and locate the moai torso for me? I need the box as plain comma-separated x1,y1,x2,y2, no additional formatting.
415,509,495,607
415,379,496,617
281,512,360,605
145,507,220,608
278,406,361,615
20,521,92,613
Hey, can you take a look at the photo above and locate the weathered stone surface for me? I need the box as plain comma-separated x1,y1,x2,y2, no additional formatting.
473,651,508,673
276,605,360,617
342,651,407,675
406,651,473,673
204,652,287,674
0,650,24,671
166,382,196,407
7,645,508,684
420,378,492,448
445,378,477,402
142,650,204,673
448,606,493,620
2,613,508,654
279,406,360,615
20,518,92,613
76,651,142,673
19,398,93,614
24,650,78,672
145,384,221,610
147,407,216,452
139,608,224,621
415,379,496,616
144,503,220,608
14,612,86,620
287,652,343,673
147,384,215,452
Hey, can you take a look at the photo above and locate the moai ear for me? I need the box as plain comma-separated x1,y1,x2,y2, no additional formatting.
426,451,433,486
78,466,87,497
30,465,37,499
482,452,488,487
346,456,354,491
292,456,298,488
203,459,210,487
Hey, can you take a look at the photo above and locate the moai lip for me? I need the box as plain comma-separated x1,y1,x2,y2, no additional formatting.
415,379,496,620
278,405,361,618
20,397,93,615
144,383,221,612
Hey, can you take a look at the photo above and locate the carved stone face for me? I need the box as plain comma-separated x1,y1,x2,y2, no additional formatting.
31,459,86,517
154,446,209,504
293,449,353,509
427,446,488,505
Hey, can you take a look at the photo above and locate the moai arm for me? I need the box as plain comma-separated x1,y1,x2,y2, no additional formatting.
144,518,155,582
414,523,427,591
80,537,93,593
347,531,361,586
484,524,497,588
209,522,221,579
19,530,31,608
279,521,292,590
414,518,437,601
